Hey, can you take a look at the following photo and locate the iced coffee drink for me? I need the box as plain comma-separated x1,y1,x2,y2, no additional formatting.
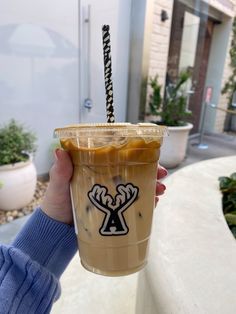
55,123,167,276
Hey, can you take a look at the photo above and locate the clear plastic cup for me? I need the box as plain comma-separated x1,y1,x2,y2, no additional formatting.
54,123,167,276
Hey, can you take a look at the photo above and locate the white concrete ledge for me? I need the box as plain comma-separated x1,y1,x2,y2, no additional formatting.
136,156,236,314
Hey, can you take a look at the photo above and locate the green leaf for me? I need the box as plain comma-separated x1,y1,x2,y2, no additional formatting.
148,76,162,116
230,173,236,181
219,176,232,191
225,213,236,226
229,226,236,239
148,70,192,126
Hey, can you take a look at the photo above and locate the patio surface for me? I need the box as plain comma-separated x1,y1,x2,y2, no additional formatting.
136,155,236,314
0,132,235,314
174,131,236,171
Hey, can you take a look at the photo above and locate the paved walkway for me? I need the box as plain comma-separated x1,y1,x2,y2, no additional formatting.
174,131,236,171
137,156,236,314
0,215,30,244
52,255,138,314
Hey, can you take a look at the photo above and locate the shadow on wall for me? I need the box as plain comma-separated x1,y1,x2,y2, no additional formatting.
0,23,79,174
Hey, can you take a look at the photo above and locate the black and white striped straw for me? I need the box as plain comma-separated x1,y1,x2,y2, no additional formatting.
102,25,115,123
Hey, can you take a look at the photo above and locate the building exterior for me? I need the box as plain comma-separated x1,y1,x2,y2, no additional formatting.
0,0,132,174
145,0,236,133
0,0,235,174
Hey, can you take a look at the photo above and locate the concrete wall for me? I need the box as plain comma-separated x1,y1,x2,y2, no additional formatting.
203,0,235,16
204,17,233,132
214,20,235,132
206,0,236,133
127,0,155,123
196,0,236,132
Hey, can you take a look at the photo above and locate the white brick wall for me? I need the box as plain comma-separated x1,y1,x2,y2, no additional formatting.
147,0,174,102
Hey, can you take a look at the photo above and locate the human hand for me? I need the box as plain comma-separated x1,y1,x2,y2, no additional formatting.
155,165,168,205
41,149,168,225
41,149,74,225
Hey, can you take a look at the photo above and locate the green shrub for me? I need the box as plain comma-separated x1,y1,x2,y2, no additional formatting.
148,71,192,126
0,119,37,166
219,173,236,238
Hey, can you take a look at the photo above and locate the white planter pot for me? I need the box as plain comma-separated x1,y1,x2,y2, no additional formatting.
0,160,37,211
160,123,193,168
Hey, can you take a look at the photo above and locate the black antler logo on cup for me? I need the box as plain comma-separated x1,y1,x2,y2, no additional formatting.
88,183,139,236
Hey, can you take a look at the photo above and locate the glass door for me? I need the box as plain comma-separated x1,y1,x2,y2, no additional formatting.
167,0,215,133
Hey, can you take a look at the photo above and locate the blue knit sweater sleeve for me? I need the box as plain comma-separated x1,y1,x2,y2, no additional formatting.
0,208,78,314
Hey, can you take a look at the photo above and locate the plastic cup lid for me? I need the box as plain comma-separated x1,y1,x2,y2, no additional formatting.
54,123,168,138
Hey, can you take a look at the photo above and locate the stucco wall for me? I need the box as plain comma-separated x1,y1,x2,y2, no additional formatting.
204,0,235,16
214,0,236,132
203,0,236,132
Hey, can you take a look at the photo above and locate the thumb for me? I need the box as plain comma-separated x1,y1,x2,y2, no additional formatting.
41,148,73,224
50,149,73,184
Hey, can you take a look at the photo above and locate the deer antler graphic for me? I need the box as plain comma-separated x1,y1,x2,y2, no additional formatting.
87,184,113,213
87,183,139,236
115,184,139,211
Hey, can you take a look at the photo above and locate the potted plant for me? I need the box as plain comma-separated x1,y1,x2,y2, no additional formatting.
0,119,37,211
148,71,193,168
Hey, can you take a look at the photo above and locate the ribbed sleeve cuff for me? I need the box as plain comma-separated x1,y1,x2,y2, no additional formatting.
12,208,78,278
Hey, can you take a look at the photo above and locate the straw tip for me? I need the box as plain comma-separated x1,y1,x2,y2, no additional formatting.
102,25,110,31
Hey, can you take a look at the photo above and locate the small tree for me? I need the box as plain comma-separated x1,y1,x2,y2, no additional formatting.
149,75,162,116
148,71,192,126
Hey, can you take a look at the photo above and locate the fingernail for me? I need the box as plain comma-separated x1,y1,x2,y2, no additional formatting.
54,148,61,160
162,168,168,176
160,184,166,190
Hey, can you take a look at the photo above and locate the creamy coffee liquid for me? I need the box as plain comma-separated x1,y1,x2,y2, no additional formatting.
55,123,166,276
